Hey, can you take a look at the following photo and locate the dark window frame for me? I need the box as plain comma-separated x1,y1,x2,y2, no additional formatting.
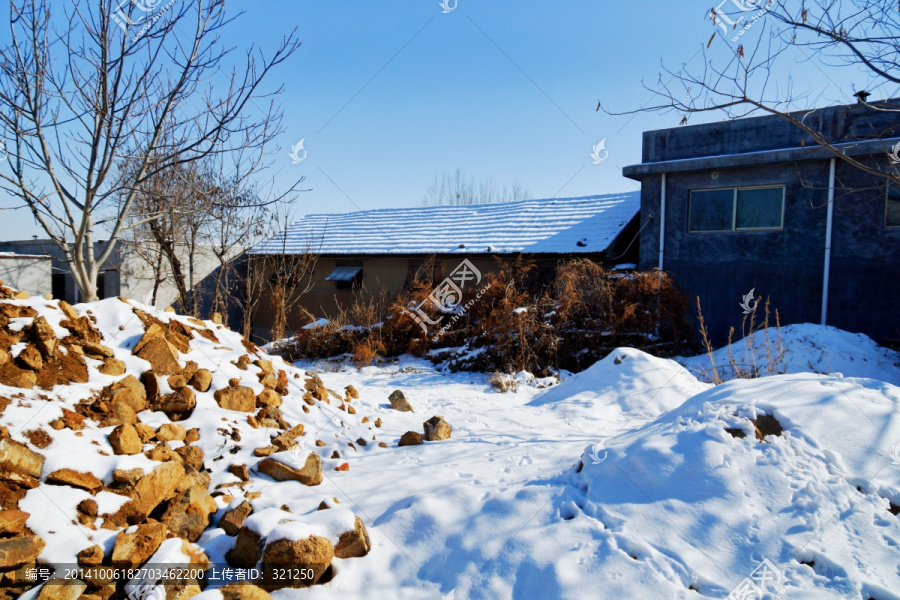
688,185,785,232
333,264,363,290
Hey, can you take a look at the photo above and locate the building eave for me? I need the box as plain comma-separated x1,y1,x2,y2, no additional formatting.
622,136,900,180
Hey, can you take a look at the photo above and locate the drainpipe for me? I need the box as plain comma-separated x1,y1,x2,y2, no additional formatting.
821,158,835,325
658,173,666,270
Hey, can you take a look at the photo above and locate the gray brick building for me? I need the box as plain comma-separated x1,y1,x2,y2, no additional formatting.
624,100,900,345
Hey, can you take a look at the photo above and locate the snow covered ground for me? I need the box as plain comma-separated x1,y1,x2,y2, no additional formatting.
277,345,900,599
2,289,899,599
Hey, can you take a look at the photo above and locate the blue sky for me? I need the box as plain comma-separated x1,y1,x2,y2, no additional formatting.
0,0,869,240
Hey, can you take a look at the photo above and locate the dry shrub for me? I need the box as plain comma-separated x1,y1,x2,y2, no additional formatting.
351,339,385,368
697,295,786,382
280,258,694,374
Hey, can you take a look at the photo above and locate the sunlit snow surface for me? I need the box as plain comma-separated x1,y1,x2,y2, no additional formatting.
4,295,899,599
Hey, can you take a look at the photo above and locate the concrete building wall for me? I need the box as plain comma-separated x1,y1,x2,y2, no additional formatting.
632,102,900,345
0,255,52,297
641,99,900,163
117,244,244,313
0,239,120,303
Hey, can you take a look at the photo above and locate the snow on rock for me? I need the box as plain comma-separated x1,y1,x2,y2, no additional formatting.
0,283,375,597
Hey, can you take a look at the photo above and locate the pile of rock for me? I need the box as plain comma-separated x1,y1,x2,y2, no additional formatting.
0,283,377,598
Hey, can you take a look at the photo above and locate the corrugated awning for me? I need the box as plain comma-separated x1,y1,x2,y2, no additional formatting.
325,265,362,282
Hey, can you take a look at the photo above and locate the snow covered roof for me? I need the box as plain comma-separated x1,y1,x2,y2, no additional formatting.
0,251,52,259
251,192,640,256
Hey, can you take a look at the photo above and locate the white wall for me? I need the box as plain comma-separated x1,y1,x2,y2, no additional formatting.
117,244,245,310
0,256,52,297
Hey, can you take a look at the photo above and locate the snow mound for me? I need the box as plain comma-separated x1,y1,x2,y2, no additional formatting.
565,372,900,599
530,347,710,423
678,323,900,385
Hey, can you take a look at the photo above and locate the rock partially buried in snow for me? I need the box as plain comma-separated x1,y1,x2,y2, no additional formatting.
161,486,217,542
334,516,371,559
0,510,29,535
132,323,181,375
0,535,44,569
82,342,113,359
110,375,148,411
45,468,102,492
219,500,253,536
156,386,196,417
258,453,322,486
76,545,104,567
108,423,143,455
256,388,282,408
398,431,423,446
215,386,256,412
98,357,125,376
110,520,167,568
113,461,185,524
189,368,212,392
389,389,413,412
423,415,452,441
156,423,186,443
260,535,334,590
226,526,264,568
0,439,44,477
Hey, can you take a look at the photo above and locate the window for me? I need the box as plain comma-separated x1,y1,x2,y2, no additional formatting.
326,265,363,290
689,186,784,232
886,182,900,227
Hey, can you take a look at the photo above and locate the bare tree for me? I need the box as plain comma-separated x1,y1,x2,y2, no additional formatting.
0,0,301,301
205,166,272,329
604,0,900,185
422,168,531,206
121,156,264,318
262,207,321,342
